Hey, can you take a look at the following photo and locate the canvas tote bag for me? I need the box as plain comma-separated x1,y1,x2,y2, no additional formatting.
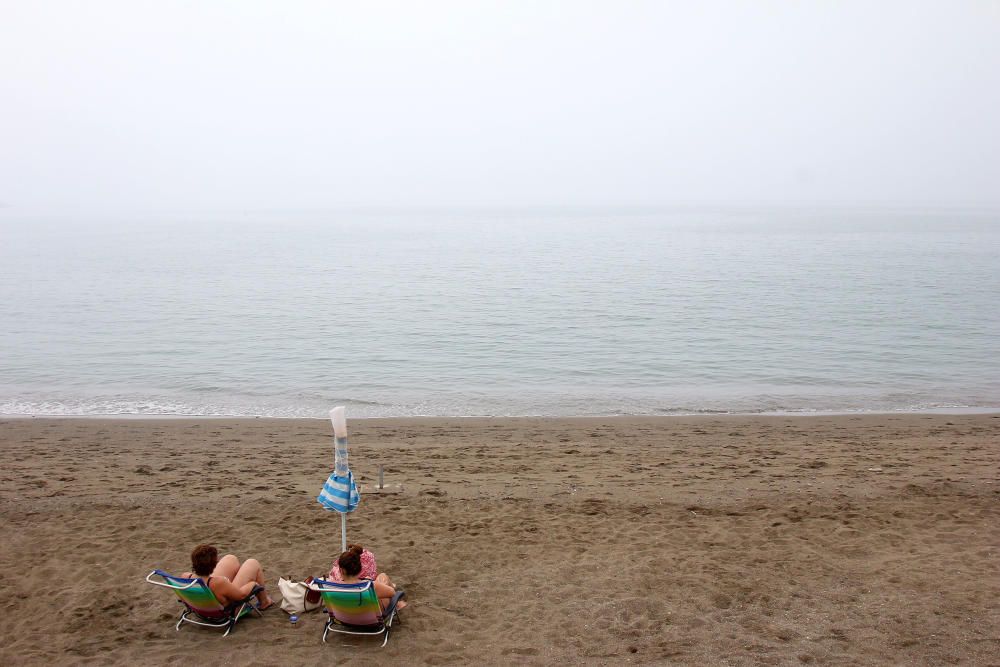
278,576,322,614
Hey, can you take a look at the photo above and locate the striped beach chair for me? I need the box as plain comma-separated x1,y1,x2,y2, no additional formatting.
145,570,263,637
308,578,405,646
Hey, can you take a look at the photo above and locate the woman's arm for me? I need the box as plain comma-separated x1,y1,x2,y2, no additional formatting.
211,577,256,604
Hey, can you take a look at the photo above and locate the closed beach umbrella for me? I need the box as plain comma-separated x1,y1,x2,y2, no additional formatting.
317,406,360,551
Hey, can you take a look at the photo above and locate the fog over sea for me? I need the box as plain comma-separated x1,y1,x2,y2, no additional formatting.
2,208,998,418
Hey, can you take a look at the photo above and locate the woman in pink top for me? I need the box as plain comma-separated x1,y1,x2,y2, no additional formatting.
335,544,406,611
328,542,378,581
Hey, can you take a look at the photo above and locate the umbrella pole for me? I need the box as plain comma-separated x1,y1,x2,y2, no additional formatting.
340,513,347,552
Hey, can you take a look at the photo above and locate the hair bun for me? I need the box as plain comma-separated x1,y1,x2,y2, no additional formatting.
337,544,365,577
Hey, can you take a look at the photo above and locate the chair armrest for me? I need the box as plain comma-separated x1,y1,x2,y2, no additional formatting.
383,590,406,618
228,584,265,610
144,570,200,590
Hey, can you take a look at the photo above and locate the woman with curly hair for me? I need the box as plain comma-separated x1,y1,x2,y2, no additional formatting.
185,544,274,610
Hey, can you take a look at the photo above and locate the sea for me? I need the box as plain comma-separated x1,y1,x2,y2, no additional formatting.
1,208,998,418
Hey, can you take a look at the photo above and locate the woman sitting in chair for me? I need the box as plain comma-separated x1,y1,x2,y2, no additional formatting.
336,544,406,611
328,542,378,581
185,544,274,610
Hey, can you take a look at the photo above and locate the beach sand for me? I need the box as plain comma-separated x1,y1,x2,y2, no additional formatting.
1,414,998,665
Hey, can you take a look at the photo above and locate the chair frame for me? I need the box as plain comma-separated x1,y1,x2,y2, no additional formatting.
145,570,263,637
308,578,405,647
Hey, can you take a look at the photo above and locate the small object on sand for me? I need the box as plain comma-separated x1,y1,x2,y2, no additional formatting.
363,482,403,494
867,467,883,472
289,614,299,626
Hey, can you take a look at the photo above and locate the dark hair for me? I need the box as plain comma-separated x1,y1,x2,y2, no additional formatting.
337,544,364,576
191,544,219,577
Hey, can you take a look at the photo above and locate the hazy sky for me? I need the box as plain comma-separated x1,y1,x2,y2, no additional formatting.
2,1,999,215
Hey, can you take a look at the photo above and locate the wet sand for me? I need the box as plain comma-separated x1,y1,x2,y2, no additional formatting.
1,414,998,665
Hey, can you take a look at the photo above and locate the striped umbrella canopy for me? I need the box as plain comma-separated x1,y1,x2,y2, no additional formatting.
317,407,360,549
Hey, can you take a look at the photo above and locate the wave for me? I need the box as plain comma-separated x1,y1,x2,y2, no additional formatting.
1,394,996,419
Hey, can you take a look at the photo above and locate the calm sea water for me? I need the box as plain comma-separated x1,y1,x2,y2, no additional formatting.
1,208,998,417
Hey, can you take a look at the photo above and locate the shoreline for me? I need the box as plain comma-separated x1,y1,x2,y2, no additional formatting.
2,413,998,664
2,406,999,420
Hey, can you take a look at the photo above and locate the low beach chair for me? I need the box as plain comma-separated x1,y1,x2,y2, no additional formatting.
145,569,263,637
308,577,405,647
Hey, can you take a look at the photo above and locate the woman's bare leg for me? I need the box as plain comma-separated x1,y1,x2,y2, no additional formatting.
232,558,273,609
212,554,241,580
376,572,406,610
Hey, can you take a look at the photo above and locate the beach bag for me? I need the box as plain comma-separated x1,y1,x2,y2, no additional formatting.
278,576,322,614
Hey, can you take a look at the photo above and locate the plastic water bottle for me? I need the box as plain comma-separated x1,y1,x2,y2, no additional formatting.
289,614,299,627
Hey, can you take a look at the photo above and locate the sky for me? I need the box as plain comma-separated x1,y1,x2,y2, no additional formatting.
2,1,999,216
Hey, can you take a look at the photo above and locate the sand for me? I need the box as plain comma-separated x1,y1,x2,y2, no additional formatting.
0,414,998,665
